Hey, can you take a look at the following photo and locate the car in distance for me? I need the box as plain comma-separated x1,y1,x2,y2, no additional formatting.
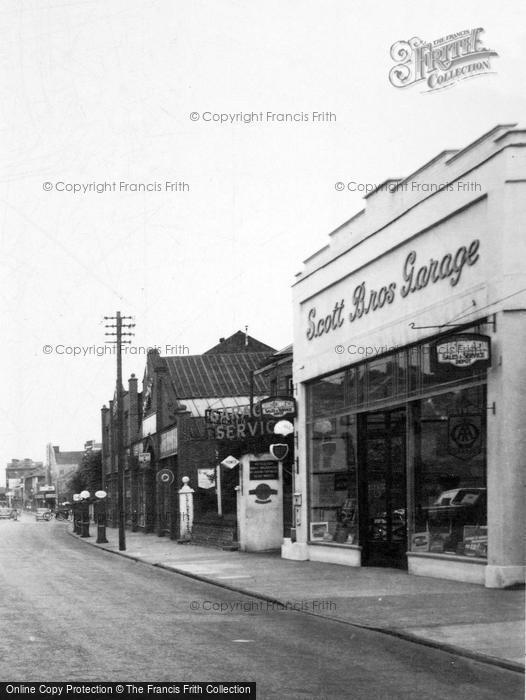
35,507,52,521
0,506,12,519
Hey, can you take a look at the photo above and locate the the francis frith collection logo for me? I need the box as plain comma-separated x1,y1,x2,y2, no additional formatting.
389,28,498,92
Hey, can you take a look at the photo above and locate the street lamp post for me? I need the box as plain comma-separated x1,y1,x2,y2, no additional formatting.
79,490,91,537
94,490,109,544
72,494,81,534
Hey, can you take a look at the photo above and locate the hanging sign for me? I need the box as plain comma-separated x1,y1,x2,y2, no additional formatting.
259,396,296,419
431,333,491,374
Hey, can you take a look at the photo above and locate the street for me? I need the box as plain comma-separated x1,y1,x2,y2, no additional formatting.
0,514,522,700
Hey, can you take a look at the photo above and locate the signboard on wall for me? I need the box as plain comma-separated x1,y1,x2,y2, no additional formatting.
157,468,174,485
249,460,279,481
160,427,178,457
141,413,157,438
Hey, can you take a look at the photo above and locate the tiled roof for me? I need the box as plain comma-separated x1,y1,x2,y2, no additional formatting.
204,331,275,355
163,353,270,399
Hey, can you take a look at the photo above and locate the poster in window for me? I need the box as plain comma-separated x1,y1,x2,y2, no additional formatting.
312,473,336,506
310,522,329,541
447,413,483,461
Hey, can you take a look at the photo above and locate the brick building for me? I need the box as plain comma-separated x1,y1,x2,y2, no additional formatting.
101,331,276,543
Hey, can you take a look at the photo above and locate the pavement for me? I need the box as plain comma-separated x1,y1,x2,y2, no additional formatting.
69,524,525,673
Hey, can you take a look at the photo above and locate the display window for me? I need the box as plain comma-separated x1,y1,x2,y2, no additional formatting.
411,384,487,558
308,414,358,544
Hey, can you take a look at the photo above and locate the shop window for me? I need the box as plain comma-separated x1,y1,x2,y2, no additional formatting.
308,413,358,544
410,385,487,558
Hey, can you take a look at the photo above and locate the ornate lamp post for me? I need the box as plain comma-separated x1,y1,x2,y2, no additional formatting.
94,490,109,544
79,490,91,538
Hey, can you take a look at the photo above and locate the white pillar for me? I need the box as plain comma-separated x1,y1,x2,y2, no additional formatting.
485,310,526,587
178,476,194,540
282,382,309,560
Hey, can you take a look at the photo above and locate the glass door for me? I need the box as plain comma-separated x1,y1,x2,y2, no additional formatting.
359,408,407,568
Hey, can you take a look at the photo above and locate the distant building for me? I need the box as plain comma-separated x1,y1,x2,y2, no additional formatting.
46,445,84,507
5,459,44,507
84,440,102,452
23,468,47,510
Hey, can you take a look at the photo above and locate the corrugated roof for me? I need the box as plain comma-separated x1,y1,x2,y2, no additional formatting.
163,353,270,399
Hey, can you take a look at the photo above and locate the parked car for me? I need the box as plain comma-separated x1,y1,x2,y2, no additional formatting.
0,506,12,519
35,508,52,521
424,488,486,524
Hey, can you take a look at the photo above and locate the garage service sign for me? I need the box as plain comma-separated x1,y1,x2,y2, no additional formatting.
305,239,480,341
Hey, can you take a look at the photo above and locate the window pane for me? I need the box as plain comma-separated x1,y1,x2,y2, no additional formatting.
408,347,420,395
410,386,487,558
309,413,359,544
355,364,366,406
393,351,408,398
367,358,394,404
308,371,346,417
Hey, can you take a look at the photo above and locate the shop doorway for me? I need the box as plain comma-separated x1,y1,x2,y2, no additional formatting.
359,408,407,568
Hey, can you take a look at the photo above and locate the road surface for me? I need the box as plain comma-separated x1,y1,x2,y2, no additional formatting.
0,513,522,699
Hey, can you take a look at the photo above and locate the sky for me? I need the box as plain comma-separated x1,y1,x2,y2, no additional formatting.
1,0,525,483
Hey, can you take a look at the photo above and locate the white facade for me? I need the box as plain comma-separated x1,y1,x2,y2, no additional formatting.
287,124,526,588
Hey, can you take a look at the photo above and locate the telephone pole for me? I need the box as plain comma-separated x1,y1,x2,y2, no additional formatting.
104,311,135,551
